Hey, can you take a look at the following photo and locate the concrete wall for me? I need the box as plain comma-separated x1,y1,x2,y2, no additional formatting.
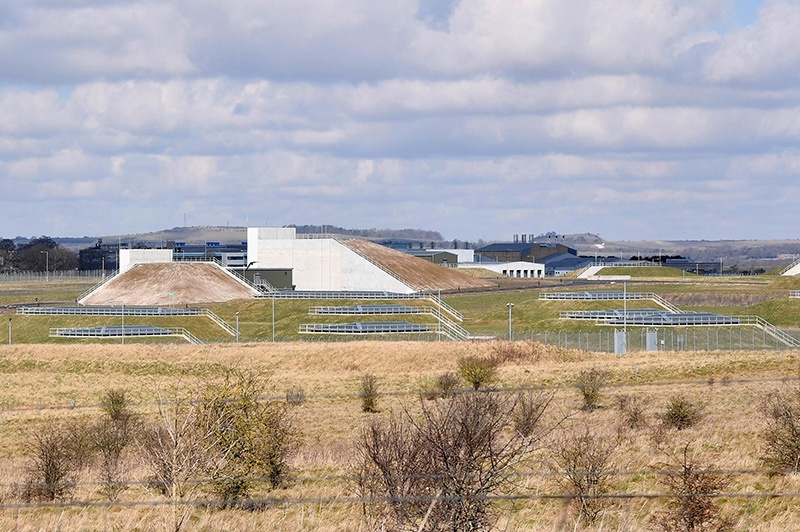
119,249,173,273
247,228,415,293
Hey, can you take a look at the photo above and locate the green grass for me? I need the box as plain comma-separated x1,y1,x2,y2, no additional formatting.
596,266,690,278
5,273,800,343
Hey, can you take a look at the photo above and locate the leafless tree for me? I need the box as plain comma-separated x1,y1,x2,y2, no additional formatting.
356,390,555,531
655,444,731,532
138,384,225,532
550,426,615,524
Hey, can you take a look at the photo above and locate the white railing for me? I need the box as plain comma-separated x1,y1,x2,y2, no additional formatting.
735,316,800,347
790,290,800,299
540,291,680,313
0,271,106,282
198,309,236,336
338,237,421,291
49,326,204,345
19,306,201,316
780,258,800,275
76,270,120,304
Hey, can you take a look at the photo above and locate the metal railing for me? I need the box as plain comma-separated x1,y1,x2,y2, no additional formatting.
735,315,800,348
19,306,202,316
0,271,106,282
198,309,236,336
790,290,800,299
309,305,426,315
780,258,800,275
540,291,680,313
220,264,275,293
49,326,204,345
76,270,120,304
336,237,422,291
20,305,233,337
257,291,463,321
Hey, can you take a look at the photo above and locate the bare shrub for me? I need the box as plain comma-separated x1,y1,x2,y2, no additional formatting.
356,391,553,531
435,371,460,397
654,444,732,532
285,386,306,407
513,390,553,438
92,389,140,501
575,368,609,411
359,373,380,413
759,387,800,472
138,384,223,531
616,394,649,430
421,371,460,401
457,356,498,390
660,395,703,430
22,420,90,502
550,426,615,524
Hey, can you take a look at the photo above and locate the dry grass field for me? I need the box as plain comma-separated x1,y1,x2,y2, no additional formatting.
1,340,800,530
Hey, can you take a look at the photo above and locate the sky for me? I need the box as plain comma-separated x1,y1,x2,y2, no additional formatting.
1,0,799,242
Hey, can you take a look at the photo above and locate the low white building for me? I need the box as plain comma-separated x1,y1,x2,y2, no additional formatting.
458,260,544,279
119,249,173,273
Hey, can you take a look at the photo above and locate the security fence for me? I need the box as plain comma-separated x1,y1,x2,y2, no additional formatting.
511,325,800,352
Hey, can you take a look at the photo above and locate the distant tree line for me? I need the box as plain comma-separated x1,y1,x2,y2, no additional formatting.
289,224,444,241
0,236,78,272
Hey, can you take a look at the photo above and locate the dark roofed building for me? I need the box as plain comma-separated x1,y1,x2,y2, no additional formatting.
475,242,577,264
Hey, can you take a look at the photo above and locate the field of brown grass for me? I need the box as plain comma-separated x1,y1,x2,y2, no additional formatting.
1,341,800,530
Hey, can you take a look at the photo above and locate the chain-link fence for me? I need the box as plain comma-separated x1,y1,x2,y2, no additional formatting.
511,326,800,352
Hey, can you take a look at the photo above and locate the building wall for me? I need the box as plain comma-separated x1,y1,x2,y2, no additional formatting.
247,228,415,293
458,260,544,278
119,249,173,273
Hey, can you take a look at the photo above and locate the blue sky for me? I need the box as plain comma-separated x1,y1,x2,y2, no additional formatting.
2,0,800,242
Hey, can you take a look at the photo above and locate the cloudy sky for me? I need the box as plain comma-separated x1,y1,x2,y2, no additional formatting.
1,0,798,242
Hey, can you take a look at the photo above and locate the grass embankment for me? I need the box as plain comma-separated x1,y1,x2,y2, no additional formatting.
0,342,799,529
6,273,800,342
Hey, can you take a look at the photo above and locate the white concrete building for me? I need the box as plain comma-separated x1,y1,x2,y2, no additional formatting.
246,227,416,293
458,260,544,279
119,249,173,273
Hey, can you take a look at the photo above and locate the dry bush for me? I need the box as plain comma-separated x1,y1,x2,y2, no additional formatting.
654,444,732,532
285,386,306,407
421,371,460,400
457,356,498,390
22,420,91,502
760,387,800,472
660,395,703,430
92,388,141,501
513,390,553,438
356,391,554,531
359,373,380,413
575,368,609,411
550,426,615,524
616,394,649,430
197,370,302,503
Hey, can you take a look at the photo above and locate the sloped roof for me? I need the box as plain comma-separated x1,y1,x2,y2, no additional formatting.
342,239,496,292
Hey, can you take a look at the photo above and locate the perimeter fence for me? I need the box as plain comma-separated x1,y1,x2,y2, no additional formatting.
0,271,104,283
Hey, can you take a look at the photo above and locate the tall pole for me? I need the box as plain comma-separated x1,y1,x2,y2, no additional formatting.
235,312,240,343
506,303,514,340
271,294,275,342
121,303,124,345
7,317,10,345
623,281,627,353
40,250,49,282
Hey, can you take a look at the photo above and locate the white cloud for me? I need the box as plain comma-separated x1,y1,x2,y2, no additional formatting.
703,0,800,83
1,0,799,241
